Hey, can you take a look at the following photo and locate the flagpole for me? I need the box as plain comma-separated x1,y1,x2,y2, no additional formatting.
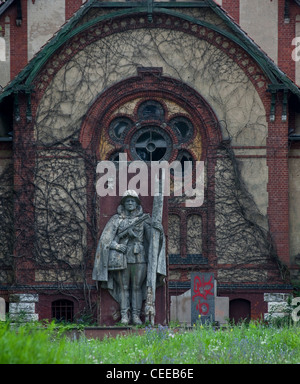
145,169,165,326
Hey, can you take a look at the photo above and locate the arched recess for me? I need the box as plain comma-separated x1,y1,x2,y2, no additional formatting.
51,299,74,322
229,298,251,324
80,68,221,268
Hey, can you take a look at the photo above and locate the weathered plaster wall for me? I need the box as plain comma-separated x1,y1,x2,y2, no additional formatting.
27,0,66,61
0,16,10,88
240,0,278,64
35,28,268,147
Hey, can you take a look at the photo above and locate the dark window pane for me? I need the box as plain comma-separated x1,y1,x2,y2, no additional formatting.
138,101,164,121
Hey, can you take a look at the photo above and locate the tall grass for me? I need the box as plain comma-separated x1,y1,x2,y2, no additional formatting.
0,321,299,364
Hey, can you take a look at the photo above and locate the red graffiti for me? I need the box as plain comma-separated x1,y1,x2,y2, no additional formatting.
196,300,209,315
192,275,214,315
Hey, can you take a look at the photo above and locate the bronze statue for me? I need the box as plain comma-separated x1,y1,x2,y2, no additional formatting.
92,190,166,325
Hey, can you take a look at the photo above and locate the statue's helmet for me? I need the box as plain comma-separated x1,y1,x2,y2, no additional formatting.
120,190,141,206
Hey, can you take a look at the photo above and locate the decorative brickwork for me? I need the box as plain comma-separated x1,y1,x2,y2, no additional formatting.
32,12,270,110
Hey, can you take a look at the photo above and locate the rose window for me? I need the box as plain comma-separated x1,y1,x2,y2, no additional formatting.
107,99,194,163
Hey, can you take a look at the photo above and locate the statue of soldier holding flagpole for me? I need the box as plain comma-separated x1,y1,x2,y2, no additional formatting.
92,188,166,325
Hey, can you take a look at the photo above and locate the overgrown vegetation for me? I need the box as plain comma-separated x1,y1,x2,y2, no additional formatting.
0,321,299,364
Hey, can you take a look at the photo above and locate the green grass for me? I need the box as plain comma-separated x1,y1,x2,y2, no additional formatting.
0,321,299,364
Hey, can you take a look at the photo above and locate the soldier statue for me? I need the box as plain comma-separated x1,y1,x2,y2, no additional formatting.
92,190,166,325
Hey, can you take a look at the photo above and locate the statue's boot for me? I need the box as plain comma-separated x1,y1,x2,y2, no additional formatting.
120,310,129,325
132,310,142,325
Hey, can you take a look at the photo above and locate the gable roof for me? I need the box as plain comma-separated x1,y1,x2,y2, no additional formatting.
1,0,300,104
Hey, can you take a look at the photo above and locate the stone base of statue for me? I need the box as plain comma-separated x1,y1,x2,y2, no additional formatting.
96,284,167,326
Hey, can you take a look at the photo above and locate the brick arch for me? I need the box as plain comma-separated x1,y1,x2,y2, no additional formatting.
79,68,221,161
32,12,270,113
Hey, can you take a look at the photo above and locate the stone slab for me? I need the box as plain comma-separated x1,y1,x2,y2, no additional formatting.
0,297,5,321
191,272,215,325
170,289,191,325
215,296,229,325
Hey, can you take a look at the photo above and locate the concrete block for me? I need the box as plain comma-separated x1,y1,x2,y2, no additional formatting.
170,290,191,326
191,272,215,325
0,297,5,321
170,289,229,326
215,296,229,324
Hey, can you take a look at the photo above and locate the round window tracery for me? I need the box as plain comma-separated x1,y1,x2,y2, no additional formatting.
109,117,133,142
107,100,196,163
130,126,173,161
170,116,193,143
137,100,164,121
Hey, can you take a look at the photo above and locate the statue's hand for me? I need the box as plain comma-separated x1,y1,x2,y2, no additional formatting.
152,221,163,233
117,244,127,253
110,241,127,253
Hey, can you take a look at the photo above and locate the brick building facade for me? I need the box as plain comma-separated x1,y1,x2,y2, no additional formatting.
0,0,300,324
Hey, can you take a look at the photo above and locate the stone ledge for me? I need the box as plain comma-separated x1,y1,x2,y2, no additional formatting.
9,294,39,303
264,293,290,303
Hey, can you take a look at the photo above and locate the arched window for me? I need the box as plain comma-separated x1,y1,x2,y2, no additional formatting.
51,299,74,322
107,100,194,163
0,37,6,62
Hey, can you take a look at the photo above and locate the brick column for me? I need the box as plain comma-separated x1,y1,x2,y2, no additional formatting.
267,98,290,267
65,0,83,21
222,0,240,23
13,94,36,285
9,0,28,79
